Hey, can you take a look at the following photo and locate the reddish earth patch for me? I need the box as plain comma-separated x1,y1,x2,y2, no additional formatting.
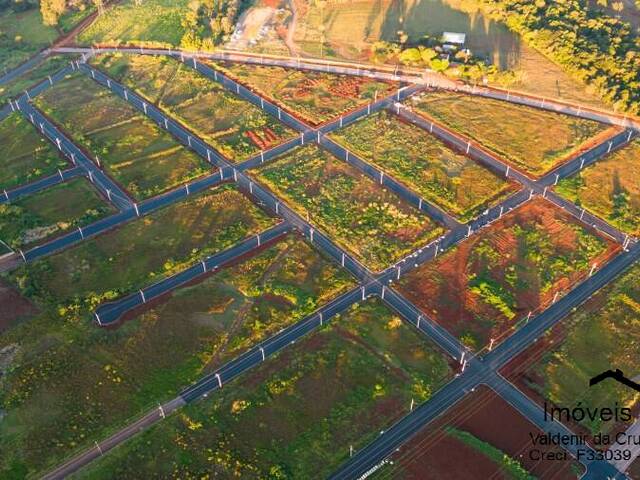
398,198,618,351
387,386,582,479
0,278,38,332
629,457,640,479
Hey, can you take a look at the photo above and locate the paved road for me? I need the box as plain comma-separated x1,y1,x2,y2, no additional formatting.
43,283,369,479
51,46,640,133
0,51,47,86
0,166,83,205
396,105,635,246
95,222,291,325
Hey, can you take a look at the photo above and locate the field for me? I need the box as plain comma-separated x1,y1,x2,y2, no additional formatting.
398,198,617,351
36,73,210,200
0,55,71,105
377,386,582,479
557,140,640,237
0,112,67,191
411,91,613,177
70,299,452,479
0,9,57,72
0,185,282,477
213,61,397,125
330,111,517,221
254,144,444,271
91,53,295,162
77,0,189,47
0,177,115,250
506,262,640,437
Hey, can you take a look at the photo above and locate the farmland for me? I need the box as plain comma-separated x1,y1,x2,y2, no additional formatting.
0,233,353,477
378,386,582,479
90,53,294,161
254,144,444,271
411,91,613,177
0,112,67,191
509,263,640,436
213,61,397,125
35,73,210,200
330,111,516,221
69,299,452,479
0,177,114,250
556,140,640,237
399,198,617,351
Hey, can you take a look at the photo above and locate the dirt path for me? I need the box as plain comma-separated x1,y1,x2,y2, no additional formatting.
284,0,299,56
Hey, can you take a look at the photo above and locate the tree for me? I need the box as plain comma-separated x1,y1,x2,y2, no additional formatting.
430,57,449,72
40,0,66,25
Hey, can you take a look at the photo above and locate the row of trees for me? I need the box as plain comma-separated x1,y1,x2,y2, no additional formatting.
40,0,100,27
480,0,640,113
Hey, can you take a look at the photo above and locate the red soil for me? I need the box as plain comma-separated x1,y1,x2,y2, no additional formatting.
390,386,582,479
398,198,619,351
0,278,38,332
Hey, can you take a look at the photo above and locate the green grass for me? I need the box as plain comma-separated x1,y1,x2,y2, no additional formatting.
78,0,188,47
556,140,640,237
0,232,353,477
254,144,444,271
331,111,516,221
399,198,613,351
71,299,452,479
0,55,71,106
0,9,57,72
0,112,67,190
524,262,640,436
412,91,611,177
0,177,115,250
213,62,397,126
446,428,535,480
91,53,295,162
36,73,210,200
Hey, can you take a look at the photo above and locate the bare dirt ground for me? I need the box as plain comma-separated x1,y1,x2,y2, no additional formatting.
384,386,582,479
0,278,38,332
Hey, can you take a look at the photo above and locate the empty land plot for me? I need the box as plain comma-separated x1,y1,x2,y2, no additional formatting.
15,185,275,305
398,198,617,351
0,112,67,190
507,262,640,437
91,53,294,161
212,62,397,125
254,144,444,271
0,235,351,477
378,386,581,480
0,9,57,72
330,111,517,221
77,0,188,47
411,91,613,177
71,299,452,479
0,177,115,250
557,140,640,237
0,55,71,106
35,73,209,200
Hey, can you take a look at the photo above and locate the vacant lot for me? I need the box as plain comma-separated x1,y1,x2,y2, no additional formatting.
213,62,397,125
508,263,640,437
78,0,188,47
0,55,70,105
331,111,517,221
557,140,640,237
36,73,210,200
72,299,452,479
0,186,282,477
0,177,115,250
0,112,67,191
0,9,57,72
254,144,444,271
412,91,613,177
399,198,617,351
379,386,582,479
91,53,294,161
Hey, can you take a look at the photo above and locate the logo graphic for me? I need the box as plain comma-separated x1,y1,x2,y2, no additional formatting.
589,369,640,393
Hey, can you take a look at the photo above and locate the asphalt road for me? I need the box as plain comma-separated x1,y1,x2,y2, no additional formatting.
0,166,83,205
